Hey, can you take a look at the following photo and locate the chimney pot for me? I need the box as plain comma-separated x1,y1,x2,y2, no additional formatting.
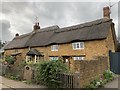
15,33,19,37
103,6,110,19
33,22,40,31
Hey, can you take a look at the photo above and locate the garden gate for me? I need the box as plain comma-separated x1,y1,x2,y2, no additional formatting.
109,51,120,74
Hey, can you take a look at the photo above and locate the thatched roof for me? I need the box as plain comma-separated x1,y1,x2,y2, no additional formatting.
5,18,113,50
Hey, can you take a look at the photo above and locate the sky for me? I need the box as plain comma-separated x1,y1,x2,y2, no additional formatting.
0,0,120,42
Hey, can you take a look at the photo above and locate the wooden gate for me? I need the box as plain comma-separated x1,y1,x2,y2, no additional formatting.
109,51,120,74
57,73,80,88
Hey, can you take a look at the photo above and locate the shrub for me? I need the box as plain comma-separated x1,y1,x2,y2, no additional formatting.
34,60,68,88
103,70,114,82
5,56,14,65
0,59,5,63
16,60,27,68
84,70,114,89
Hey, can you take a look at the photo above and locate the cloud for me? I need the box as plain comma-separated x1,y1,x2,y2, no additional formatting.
0,19,13,41
118,1,120,41
0,2,119,42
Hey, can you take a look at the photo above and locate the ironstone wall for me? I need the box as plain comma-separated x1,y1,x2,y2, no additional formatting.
74,56,108,87
1,56,109,88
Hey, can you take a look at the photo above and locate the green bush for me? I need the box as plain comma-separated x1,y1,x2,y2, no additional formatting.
16,60,27,68
34,60,68,88
83,84,96,90
103,70,114,82
84,70,114,89
5,56,14,65
5,73,21,81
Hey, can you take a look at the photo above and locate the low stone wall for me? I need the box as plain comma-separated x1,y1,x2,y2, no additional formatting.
74,56,108,87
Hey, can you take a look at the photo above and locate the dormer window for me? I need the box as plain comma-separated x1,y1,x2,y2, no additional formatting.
72,42,84,50
51,45,58,51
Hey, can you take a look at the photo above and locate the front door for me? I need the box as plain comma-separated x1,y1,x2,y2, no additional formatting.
62,56,71,70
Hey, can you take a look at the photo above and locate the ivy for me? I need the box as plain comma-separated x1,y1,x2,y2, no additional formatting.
34,60,68,88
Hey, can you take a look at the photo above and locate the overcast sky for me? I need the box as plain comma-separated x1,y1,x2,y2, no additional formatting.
0,0,120,42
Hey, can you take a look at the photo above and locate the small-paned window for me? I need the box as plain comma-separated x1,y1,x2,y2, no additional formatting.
51,45,59,51
73,56,85,60
72,42,84,50
50,56,59,60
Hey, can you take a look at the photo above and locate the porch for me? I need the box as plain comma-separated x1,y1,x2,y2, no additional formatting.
26,49,44,63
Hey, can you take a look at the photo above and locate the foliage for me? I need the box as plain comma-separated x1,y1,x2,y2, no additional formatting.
0,40,7,49
84,70,114,89
5,73,21,81
0,59,5,63
16,60,27,68
34,60,68,88
3,60,26,81
5,56,14,65
83,84,96,90
23,80,32,84
103,70,114,82
26,61,39,68
90,79,104,88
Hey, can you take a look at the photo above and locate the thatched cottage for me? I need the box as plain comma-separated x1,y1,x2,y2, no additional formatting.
4,7,117,70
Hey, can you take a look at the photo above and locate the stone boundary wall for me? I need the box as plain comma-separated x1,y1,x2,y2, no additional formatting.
74,56,108,87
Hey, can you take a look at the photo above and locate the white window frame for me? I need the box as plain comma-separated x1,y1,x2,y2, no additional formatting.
51,45,58,51
72,42,84,50
26,56,32,62
15,49,18,53
73,56,85,60
50,56,59,60
35,56,42,63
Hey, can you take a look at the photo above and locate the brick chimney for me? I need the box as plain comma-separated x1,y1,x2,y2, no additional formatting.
15,33,19,37
33,22,40,31
103,6,110,19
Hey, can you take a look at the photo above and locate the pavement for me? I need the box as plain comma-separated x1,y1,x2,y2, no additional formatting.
104,75,120,90
0,76,46,90
0,75,120,90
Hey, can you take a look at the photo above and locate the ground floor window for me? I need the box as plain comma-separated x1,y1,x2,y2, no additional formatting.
26,56,34,62
73,56,85,60
36,56,44,62
50,56,59,61
26,55,44,63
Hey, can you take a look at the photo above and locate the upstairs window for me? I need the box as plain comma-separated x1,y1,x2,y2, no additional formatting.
51,45,58,51
15,49,18,53
72,42,84,50
50,56,59,61
73,56,85,60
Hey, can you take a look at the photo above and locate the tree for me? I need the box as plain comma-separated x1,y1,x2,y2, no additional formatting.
0,40,2,49
0,40,7,49
35,60,68,88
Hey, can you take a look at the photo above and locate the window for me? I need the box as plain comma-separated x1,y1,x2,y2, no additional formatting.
36,56,44,63
15,49,18,53
72,42,84,50
36,56,40,63
26,56,32,62
73,56,85,60
51,45,58,51
50,56,59,60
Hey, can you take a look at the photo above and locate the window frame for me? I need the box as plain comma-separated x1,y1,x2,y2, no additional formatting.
51,45,59,51
15,49,18,53
50,56,59,61
72,42,84,50
73,56,85,60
